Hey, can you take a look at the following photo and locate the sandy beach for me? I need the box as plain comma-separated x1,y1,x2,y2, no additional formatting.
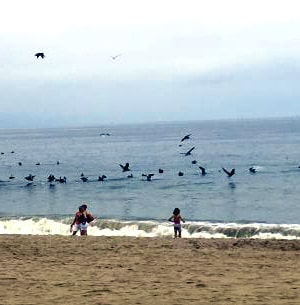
0,236,299,305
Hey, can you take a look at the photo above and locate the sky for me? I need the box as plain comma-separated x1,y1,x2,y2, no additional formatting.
0,0,300,128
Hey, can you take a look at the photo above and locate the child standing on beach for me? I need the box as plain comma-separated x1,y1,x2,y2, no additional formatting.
168,208,185,238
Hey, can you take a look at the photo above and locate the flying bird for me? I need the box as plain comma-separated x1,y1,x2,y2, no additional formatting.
35,52,45,59
119,162,130,172
181,146,195,156
111,54,122,60
249,167,257,173
181,134,192,142
222,167,235,177
98,175,107,181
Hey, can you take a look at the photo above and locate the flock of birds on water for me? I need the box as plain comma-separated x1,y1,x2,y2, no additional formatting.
0,52,297,187
1,129,263,188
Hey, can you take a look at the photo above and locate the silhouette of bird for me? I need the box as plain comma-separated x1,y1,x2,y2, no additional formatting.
158,168,164,174
47,174,55,182
191,160,197,164
35,52,45,59
127,173,133,178
222,167,235,177
178,171,184,176
199,166,206,175
142,174,154,181
98,175,107,181
181,134,192,142
111,54,122,60
119,162,130,172
9,175,15,180
56,176,67,183
25,174,35,181
181,147,195,156
18,162,22,166
249,167,257,173
81,176,88,182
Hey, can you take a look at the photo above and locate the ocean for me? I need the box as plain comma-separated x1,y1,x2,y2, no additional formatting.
0,117,299,239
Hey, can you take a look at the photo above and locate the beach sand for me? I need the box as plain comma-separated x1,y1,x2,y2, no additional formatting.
0,236,299,305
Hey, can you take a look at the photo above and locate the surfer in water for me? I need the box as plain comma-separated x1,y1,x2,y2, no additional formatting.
70,204,95,236
168,208,185,238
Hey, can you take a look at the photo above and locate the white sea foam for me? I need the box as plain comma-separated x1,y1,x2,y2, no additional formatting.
0,218,299,239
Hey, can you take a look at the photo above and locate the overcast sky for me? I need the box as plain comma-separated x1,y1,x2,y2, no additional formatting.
0,0,300,128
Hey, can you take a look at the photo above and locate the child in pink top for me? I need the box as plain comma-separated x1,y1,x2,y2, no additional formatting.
168,208,185,238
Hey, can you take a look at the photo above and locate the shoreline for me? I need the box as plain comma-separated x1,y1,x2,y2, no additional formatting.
1,236,299,304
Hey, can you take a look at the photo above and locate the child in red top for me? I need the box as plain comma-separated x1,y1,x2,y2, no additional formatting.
70,204,94,236
168,208,185,238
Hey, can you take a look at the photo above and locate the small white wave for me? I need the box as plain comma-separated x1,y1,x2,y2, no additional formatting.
0,218,299,239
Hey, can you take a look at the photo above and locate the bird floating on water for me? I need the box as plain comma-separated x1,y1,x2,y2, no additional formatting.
142,174,154,181
199,166,206,176
25,174,35,181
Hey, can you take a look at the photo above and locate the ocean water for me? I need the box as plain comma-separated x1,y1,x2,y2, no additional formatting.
0,117,300,239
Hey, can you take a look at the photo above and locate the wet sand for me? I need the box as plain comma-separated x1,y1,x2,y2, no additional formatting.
0,235,299,305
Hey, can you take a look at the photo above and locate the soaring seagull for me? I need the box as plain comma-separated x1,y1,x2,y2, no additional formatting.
181,134,192,142
222,167,235,177
35,52,45,59
111,54,122,60
181,146,195,156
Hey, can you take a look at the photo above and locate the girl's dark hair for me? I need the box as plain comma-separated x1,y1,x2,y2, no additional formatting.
173,208,180,215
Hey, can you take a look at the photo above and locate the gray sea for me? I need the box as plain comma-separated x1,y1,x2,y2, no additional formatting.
0,117,299,238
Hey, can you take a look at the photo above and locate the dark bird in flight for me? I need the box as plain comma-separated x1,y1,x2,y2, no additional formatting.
191,160,197,164
111,54,122,60
249,167,257,173
35,52,45,59
181,134,192,142
119,162,130,172
222,167,235,177
199,166,206,176
98,175,107,181
142,173,154,181
25,174,35,181
158,168,164,174
9,175,15,180
178,171,184,176
181,146,195,156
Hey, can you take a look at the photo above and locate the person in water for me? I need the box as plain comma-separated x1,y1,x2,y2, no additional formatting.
168,208,185,238
70,204,94,236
